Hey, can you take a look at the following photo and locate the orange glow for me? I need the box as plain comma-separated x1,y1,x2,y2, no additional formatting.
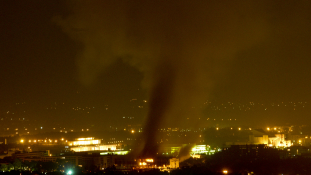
139,162,147,165
146,159,154,162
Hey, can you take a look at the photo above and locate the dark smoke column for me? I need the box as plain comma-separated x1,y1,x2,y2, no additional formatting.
140,62,175,157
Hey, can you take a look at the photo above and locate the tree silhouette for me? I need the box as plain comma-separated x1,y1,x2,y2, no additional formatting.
13,158,22,170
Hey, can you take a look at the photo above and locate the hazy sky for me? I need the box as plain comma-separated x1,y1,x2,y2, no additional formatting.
1,0,311,127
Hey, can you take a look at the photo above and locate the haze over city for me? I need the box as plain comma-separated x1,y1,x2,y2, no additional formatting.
1,0,311,174
2,0,311,129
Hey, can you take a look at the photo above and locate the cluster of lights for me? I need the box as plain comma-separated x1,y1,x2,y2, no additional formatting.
267,127,280,131
146,159,154,162
20,138,68,144
215,127,245,131
108,140,124,144
205,101,307,111
207,118,237,121
68,137,100,146
139,159,153,166
139,162,147,165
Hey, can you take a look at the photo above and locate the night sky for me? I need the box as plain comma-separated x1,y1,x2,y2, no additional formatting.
1,0,311,128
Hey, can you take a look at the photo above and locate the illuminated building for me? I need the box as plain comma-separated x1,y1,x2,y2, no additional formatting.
70,145,117,152
100,151,128,155
157,144,188,156
191,145,211,155
68,137,100,146
249,130,291,147
268,134,291,147
169,158,179,169
249,134,269,145
137,158,155,168
248,129,271,145
68,137,122,153
225,129,291,148
157,144,215,159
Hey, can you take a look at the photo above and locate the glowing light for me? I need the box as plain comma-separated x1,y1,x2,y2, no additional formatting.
131,130,135,133
67,170,72,174
139,162,147,165
69,138,100,146
20,139,24,143
146,159,154,162
77,137,93,141
267,127,270,131
238,128,241,131
223,170,228,174
216,127,219,130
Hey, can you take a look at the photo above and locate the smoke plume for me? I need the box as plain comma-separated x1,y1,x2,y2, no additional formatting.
55,0,311,156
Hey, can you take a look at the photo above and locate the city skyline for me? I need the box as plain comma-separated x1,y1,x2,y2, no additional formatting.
2,1,311,174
